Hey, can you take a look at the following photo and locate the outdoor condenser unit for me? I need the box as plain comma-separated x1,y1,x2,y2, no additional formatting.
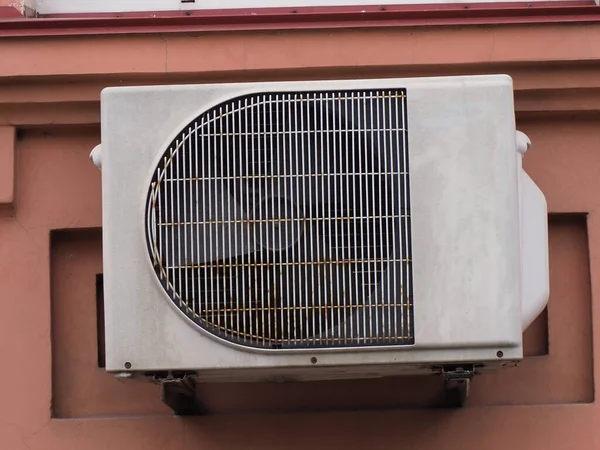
91,75,549,410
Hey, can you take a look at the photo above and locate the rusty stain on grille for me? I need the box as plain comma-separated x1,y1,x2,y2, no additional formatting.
145,89,414,349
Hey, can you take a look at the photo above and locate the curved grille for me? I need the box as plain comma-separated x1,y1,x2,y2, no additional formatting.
146,89,413,349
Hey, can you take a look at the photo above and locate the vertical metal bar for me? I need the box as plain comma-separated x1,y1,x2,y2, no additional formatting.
253,97,262,343
214,108,221,332
216,107,225,334
259,98,266,345
222,107,230,333
148,181,156,272
257,95,273,344
385,92,394,342
176,142,184,311
333,92,342,344
173,146,180,305
369,91,377,341
248,99,255,341
289,96,296,344
376,93,386,343
290,94,310,345
183,127,191,317
276,94,284,347
355,92,368,342
182,129,190,317
169,147,176,306
323,92,332,344
358,94,367,343
267,94,275,345
317,92,325,344
157,163,164,280
401,92,411,341
160,160,167,286
282,94,292,345
234,100,242,340
350,92,358,344
261,95,270,347
342,91,350,345
297,94,305,344
203,117,212,327
243,97,251,343
309,92,318,345
156,169,163,280
291,93,300,344
152,178,163,279
194,121,201,319
395,93,404,340
221,103,236,336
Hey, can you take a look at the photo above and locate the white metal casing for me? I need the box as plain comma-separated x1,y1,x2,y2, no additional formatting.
98,75,548,381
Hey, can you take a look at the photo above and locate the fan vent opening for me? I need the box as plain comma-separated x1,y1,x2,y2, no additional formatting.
146,89,414,349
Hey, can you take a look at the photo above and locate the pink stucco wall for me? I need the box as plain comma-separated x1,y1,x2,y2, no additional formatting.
1,19,600,449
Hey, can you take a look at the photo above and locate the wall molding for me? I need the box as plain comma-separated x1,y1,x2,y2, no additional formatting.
2,65,600,127
0,126,15,215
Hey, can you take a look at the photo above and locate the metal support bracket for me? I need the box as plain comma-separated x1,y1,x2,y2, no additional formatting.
442,366,475,408
160,375,205,416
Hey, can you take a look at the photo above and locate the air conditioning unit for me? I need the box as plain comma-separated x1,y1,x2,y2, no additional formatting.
92,74,549,410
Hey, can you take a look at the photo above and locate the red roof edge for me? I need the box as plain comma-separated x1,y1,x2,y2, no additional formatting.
0,1,599,37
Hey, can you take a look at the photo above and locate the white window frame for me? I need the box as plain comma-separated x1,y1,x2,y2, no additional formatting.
30,0,587,16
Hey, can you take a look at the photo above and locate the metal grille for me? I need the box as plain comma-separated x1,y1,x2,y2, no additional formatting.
146,89,413,349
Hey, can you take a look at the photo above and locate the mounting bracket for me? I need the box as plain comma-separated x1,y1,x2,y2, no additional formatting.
160,375,205,416
442,366,475,408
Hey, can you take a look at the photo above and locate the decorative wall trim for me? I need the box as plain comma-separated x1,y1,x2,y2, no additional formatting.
1,2,600,36
1,67,600,127
0,126,15,215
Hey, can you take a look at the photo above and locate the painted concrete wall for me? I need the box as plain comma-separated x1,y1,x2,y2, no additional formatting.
1,21,600,450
